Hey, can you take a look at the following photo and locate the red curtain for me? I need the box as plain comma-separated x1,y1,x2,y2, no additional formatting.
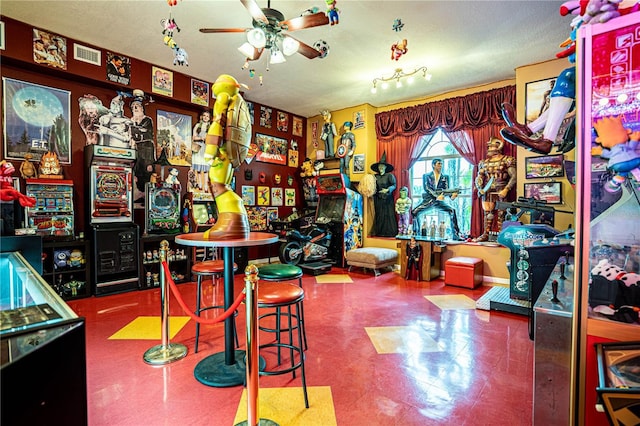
373,85,517,237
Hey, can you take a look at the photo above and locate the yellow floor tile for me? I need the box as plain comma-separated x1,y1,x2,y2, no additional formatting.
315,274,352,284
233,386,337,426
425,294,476,310
365,326,443,354
108,316,190,340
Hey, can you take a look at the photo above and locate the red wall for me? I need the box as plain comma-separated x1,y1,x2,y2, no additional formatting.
1,16,306,255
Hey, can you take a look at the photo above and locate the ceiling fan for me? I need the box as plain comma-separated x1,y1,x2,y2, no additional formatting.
199,0,329,63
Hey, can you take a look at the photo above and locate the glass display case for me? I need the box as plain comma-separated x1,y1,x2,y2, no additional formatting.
574,15,640,425
0,250,87,425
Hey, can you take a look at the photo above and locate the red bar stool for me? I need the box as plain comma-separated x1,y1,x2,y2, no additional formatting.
193,259,238,353
257,263,306,350
257,281,308,408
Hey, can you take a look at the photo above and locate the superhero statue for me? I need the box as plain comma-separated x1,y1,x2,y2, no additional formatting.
405,237,422,281
473,137,517,242
203,74,251,239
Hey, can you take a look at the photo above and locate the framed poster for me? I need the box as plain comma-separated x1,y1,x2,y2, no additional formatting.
267,207,279,224
525,77,555,124
152,66,173,97
190,79,209,106
106,52,130,85
524,182,562,204
353,154,365,173
525,154,564,179
32,28,67,70
353,109,365,130
260,106,272,128
156,110,192,166
257,186,270,206
255,133,287,165
0,21,5,50
271,187,283,206
247,206,267,231
242,185,255,206
3,77,71,164
276,111,288,132
285,188,296,206
292,116,303,136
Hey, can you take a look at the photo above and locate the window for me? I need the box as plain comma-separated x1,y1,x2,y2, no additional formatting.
409,129,473,237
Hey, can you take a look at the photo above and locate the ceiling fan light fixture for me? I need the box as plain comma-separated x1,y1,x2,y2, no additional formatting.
270,49,286,64
282,37,300,56
238,42,259,59
247,28,266,48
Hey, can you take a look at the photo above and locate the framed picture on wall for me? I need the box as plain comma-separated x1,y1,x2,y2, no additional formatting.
156,110,192,166
2,77,72,164
255,133,287,165
525,154,564,179
353,154,365,173
525,77,555,124
524,181,562,204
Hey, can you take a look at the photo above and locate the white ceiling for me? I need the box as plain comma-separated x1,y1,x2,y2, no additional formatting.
1,0,571,118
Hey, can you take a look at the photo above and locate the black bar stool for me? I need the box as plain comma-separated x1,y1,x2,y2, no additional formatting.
193,259,238,353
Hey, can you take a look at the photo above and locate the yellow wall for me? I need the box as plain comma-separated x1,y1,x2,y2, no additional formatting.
305,58,576,278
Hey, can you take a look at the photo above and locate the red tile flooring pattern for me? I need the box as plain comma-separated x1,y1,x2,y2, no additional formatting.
68,268,533,426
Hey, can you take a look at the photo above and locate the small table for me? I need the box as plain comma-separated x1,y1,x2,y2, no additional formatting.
175,231,278,387
396,237,446,281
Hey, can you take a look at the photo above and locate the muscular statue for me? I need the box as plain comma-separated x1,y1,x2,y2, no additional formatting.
204,74,251,239
395,186,412,236
474,137,517,242
412,158,462,240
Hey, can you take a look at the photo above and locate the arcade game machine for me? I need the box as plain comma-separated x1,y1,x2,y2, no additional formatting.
572,15,640,425
25,178,75,239
85,145,139,296
313,173,363,270
144,181,181,234
476,197,573,338
184,191,218,262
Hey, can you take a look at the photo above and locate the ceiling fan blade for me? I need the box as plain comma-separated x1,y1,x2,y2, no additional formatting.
281,12,329,31
287,36,321,59
241,0,269,25
199,28,247,33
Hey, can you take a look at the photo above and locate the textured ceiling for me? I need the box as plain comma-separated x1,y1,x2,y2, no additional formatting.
1,1,571,117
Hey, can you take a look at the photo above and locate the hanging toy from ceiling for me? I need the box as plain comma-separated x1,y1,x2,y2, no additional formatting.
392,18,404,32
160,1,188,67
326,0,340,25
391,39,408,61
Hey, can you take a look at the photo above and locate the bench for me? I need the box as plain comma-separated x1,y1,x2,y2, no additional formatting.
346,247,398,276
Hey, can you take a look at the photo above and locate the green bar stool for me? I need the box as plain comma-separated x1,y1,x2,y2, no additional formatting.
193,259,238,353
257,263,306,350
256,281,308,408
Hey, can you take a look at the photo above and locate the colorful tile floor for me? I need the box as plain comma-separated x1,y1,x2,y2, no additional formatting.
67,267,533,425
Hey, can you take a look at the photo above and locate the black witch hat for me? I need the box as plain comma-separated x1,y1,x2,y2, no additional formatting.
370,151,394,173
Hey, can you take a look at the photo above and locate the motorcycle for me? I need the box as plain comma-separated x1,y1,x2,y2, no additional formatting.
278,221,332,265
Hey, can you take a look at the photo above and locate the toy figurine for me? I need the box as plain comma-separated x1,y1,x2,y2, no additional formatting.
405,237,422,281
69,249,85,267
391,39,408,61
320,110,337,158
438,221,447,239
165,167,180,185
39,151,63,179
429,220,436,239
204,74,252,239
326,0,339,25
0,160,36,207
19,153,38,179
395,186,412,236
591,115,640,192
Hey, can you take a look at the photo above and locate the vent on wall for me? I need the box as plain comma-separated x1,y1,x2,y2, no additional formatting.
74,43,101,66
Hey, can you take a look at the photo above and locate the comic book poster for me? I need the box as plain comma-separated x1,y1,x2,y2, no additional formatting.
152,66,173,97
276,111,288,132
285,188,296,206
246,101,255,125
288,149,299,168
267,207,279,224
255,133,287,165
242,185,255,206
271,187,283,206
247,207,267,231
191,79,209,106
156,110,192,166
260,106,272,128
33,28,67,70
106,52,130,85
257,186,270,206
292,116,303,137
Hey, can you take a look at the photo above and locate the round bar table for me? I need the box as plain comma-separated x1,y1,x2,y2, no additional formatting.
175,232,278,387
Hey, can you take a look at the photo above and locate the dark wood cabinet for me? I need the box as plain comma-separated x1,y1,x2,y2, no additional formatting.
139,235,190,289
42,239,91,300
